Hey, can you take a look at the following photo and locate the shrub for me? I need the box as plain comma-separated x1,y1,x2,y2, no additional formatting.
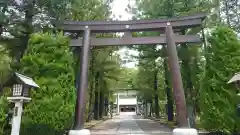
19,32,75,135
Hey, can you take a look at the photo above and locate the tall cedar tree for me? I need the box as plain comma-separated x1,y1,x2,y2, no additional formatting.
200,26,240,133
19,33,75,135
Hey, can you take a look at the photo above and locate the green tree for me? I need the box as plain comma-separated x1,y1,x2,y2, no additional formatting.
216,0,240,32
0,0,74,63
92,47,121,120
0,45,11,134
200,26,240,133
114,67,138,89
134,44,159,117
19,32,75,135
0,45,11,93
67,0,114,122
0,89,11,135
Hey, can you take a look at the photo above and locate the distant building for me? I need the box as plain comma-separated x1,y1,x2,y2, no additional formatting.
113,90,140,114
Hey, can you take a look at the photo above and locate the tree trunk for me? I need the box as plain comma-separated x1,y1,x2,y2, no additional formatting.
17,1,34,62
144,100,148,118
193,57,201,114
216,0,222,23
87,55,95,122
181,30,196,128
154,70,160,118
104,95,109,116
99,90,104,119
0,72,3,96
94,72,100,120
87,91,93,121
0,84,3,96
224,0,231,26
0,2,7,36
235,0,240,32
164,57,174,121
149,100,153,117
87,59,94,122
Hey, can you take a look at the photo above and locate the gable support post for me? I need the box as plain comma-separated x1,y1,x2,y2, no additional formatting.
71,26,91,134
165,22,188,127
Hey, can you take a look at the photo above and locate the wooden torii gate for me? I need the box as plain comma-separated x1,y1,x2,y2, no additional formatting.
55,13,206,132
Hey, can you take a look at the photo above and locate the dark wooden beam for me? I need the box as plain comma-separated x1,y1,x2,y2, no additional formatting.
55,13,206,33
62,19,202,33
61,13,205,25
70,35,201,46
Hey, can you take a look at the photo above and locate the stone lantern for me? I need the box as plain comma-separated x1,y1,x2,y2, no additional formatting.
228,72,240,117
5,72,39,135
228,72,240,90
6,73,39,98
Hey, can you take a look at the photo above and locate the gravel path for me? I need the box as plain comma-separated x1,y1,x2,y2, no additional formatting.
90,112,172,135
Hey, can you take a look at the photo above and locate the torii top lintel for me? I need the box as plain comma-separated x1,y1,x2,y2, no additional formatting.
56,13,206,33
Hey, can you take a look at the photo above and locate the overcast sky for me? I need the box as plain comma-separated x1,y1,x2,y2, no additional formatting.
111,0,134,20
111,0,138,68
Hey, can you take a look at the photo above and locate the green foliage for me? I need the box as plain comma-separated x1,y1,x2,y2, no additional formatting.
114,67,138,89
90,47,122,107
19,33,75,134
0,0,80,61
200,26,240,133
135,0,211,19
0,88,11,135
0,46,11,135
70,0,112,21
0,45,11,91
